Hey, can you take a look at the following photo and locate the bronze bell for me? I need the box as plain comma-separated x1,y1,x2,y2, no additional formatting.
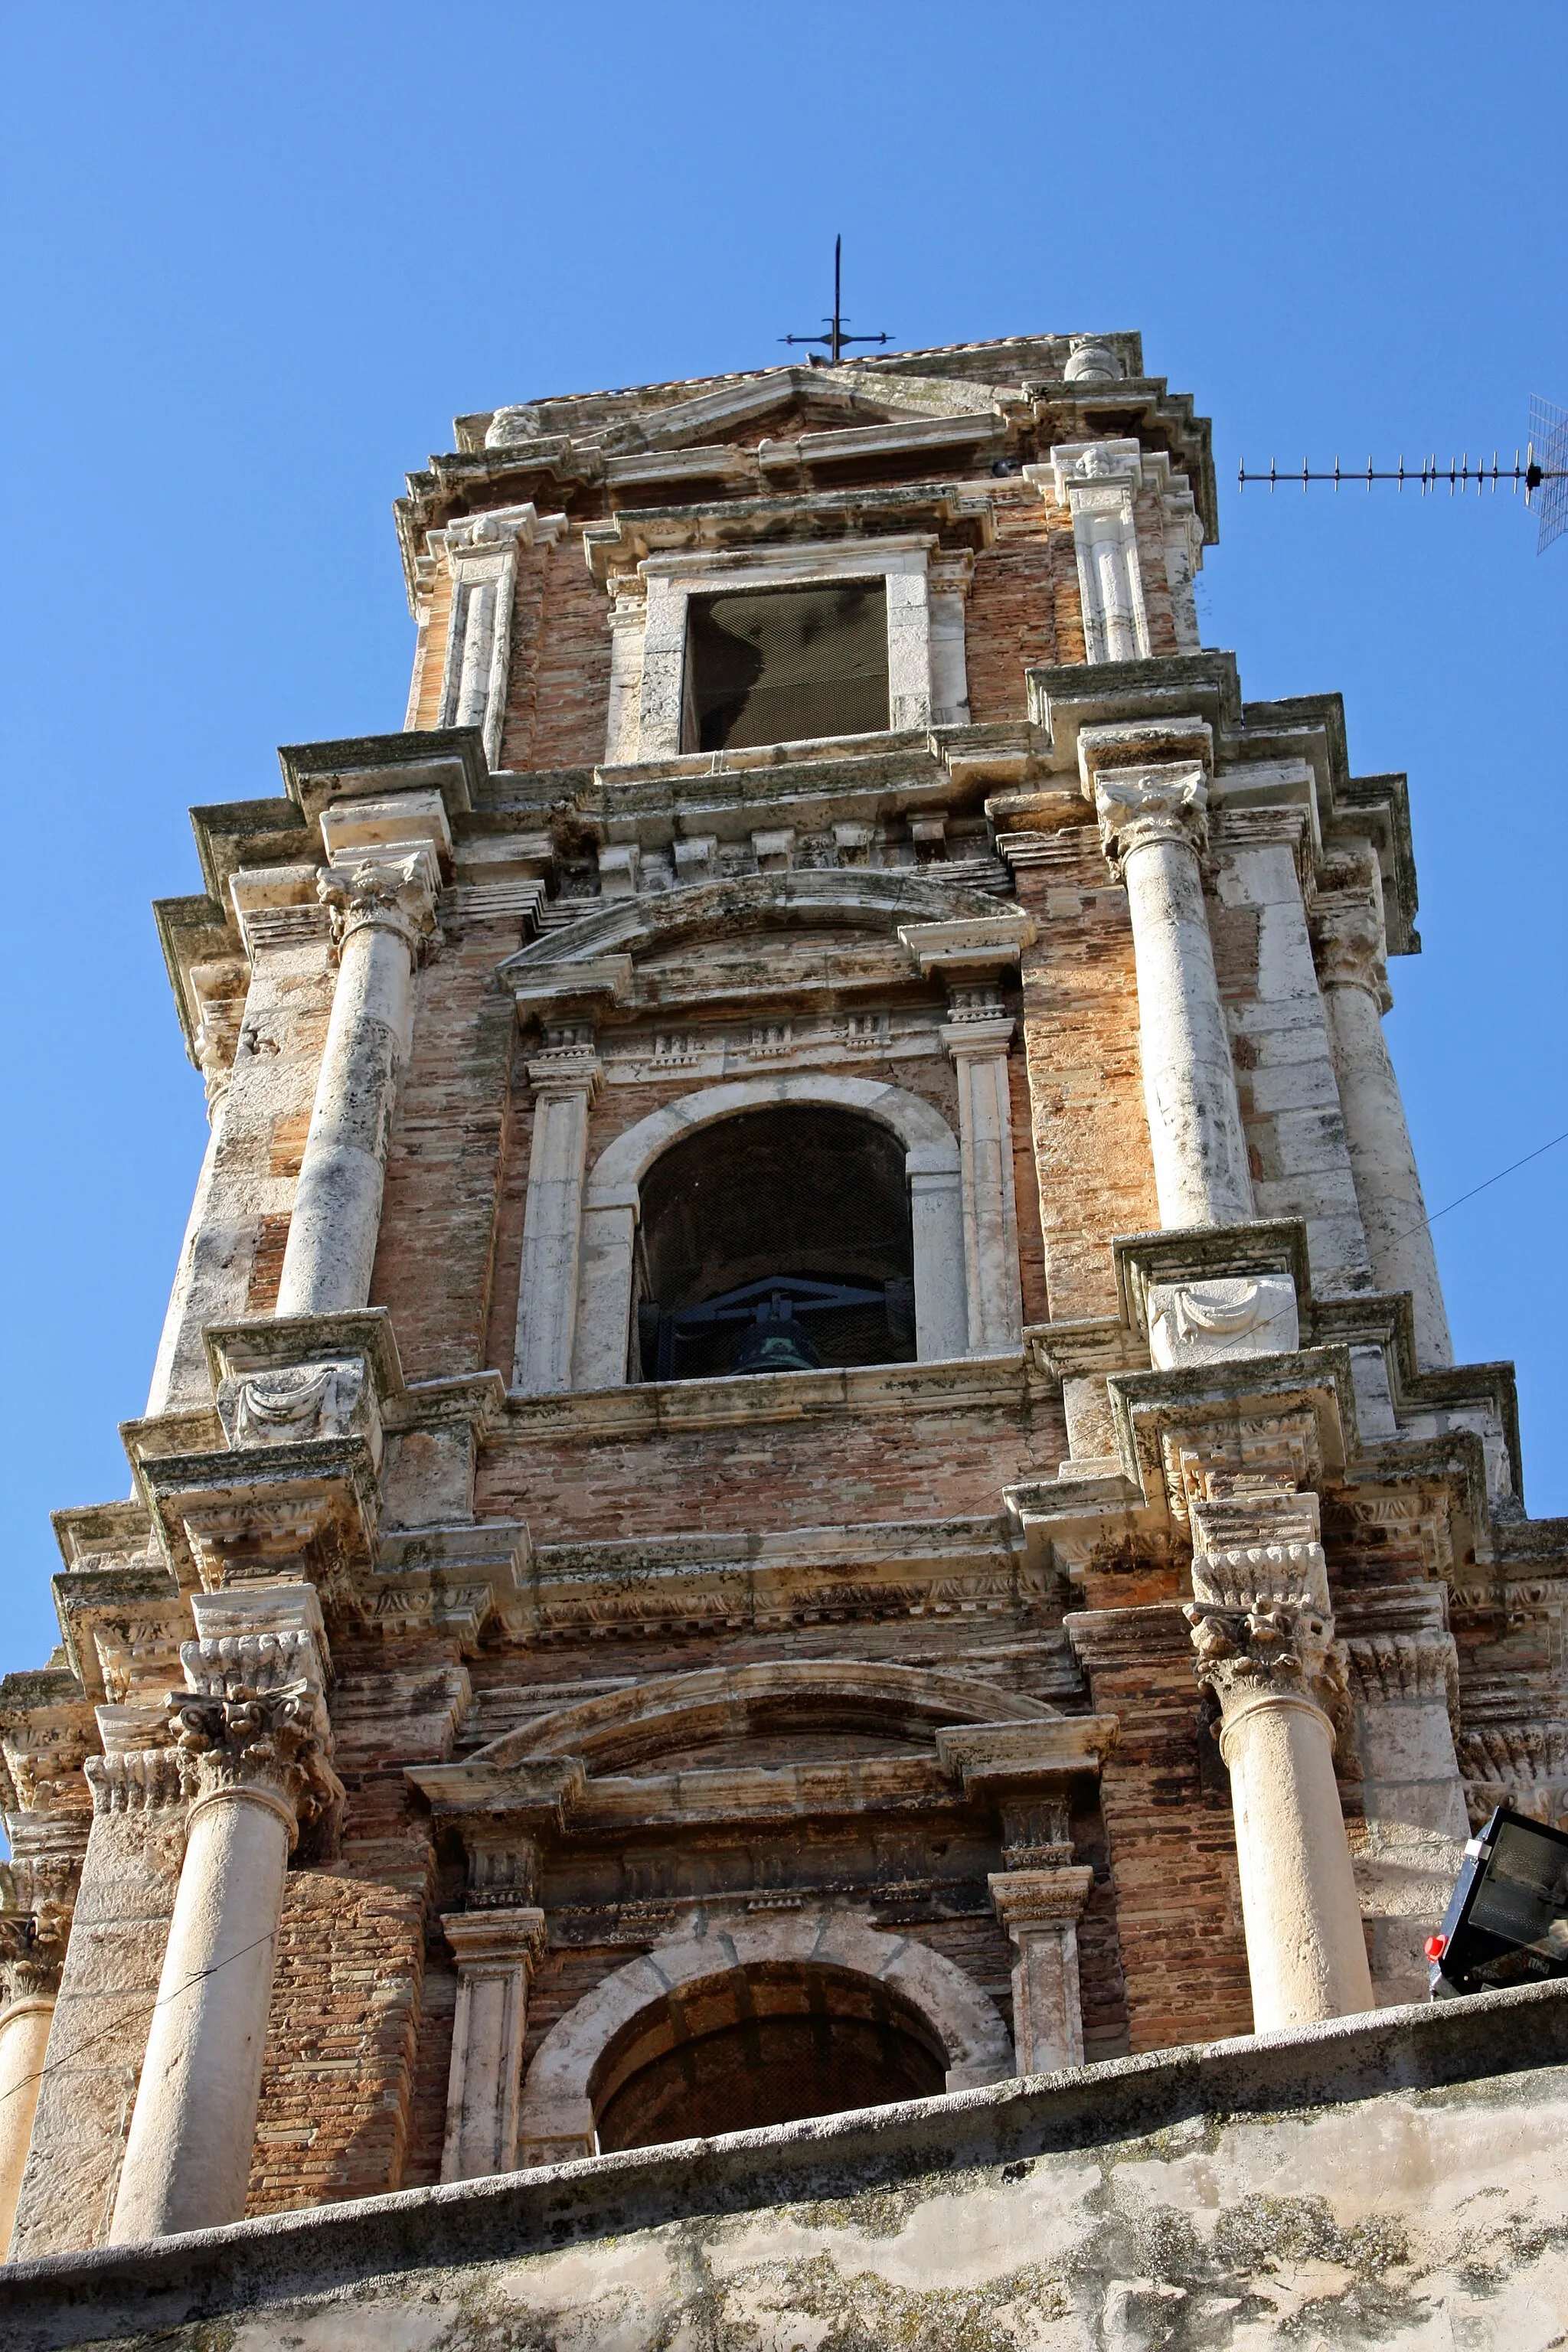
731,1303,822,1377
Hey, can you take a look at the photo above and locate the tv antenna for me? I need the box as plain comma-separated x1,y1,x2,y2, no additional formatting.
1238,395,1568,554
781,236,891,367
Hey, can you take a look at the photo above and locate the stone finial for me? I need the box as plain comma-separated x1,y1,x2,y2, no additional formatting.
1063,337,1122,384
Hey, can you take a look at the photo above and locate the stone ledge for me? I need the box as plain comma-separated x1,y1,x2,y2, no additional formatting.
7,1978,1567,2344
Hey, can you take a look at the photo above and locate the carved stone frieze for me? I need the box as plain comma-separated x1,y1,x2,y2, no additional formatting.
214,1357,373,1453
1458,1724,1568,1831
83,1746,188,1817
1342,1631,1460,1723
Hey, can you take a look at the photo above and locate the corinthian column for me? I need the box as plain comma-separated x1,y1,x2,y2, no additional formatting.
1313,880,1453,1367
1089,753,1253,1228
274,848,438,1318
0,1903,68,2253
107,1621,341,2243
1185,1477,1372,2029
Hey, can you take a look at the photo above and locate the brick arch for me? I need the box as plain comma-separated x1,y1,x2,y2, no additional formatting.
572,1073,966,1388
517,1911,1014,2165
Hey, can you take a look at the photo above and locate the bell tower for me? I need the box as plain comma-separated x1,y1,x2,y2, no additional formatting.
1,330,1557,2273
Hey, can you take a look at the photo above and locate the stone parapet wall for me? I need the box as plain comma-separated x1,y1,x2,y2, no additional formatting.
9,1981,1567,2349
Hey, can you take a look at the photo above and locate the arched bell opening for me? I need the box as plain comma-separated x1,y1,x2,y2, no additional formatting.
633,1104,916,1382
590,1958,946,2152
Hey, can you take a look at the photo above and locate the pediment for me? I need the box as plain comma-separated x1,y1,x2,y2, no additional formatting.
501,871,1024,1006
593,364,1018,461
479,1660,1055,1777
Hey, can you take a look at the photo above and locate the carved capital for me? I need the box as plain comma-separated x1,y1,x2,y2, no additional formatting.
0,1894,71,2002
526,1040,603,1103
1312,887,1391,1011
1184,1478,1346,1723
1342,1630,1460,1722
168,1629,341,1838
84,1746,189,1817
1093,760,1209,871
442,1906,548,1977
320,849,439,962
989,1864,1095,1938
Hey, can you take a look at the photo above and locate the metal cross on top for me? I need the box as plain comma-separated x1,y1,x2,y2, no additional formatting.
781,236,891,366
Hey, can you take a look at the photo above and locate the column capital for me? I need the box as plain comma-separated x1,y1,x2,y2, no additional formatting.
1312,885,1392,1012
1091,759,1210,871
319,847,440,961
167,1621,341,1844
939,982,1015,1059
0,1898,71,2004
1184,1477,1346,1727
988,1864,1095,1932
442,1906,548,1975
527,1032,603,1103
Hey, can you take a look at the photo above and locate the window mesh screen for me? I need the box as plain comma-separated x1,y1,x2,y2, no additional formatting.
686,581,889,752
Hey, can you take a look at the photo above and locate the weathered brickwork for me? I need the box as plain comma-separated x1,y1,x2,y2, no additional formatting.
6,329,1561,2318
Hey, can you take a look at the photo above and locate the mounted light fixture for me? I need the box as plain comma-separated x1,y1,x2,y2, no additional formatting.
1427,1805,1568,1999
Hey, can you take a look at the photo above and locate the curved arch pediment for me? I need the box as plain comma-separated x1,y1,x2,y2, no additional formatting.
476,1658,1055,1776
500,867,1019,983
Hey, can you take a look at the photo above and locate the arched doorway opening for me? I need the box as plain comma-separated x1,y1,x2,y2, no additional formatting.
633,1104,916,1381
591,1958,946,2151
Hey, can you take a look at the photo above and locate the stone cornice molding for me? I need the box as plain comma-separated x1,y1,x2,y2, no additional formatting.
897,911,1036,980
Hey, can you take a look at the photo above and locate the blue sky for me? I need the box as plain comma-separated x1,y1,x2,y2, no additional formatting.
2,2,1565,1686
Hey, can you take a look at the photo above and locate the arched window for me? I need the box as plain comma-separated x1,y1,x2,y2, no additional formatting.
633,1104,916,1381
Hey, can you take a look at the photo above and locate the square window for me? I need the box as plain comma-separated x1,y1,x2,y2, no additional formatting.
682,580,889,753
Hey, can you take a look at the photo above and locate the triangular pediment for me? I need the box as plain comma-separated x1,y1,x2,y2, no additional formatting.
600,364,1008,455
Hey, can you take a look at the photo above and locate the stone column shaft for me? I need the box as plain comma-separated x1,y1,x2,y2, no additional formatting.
989,1864,1094,2075
441,1908,547,2181
1186,1481,1373,2031
513,1044,602,1394
108,1784,291,2243
1093,761,1253,1229
941,1004,1024,1354
275,851,436,1319
107,1616,339,2243
1315,886,1452,1366
0,1997,54,2252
